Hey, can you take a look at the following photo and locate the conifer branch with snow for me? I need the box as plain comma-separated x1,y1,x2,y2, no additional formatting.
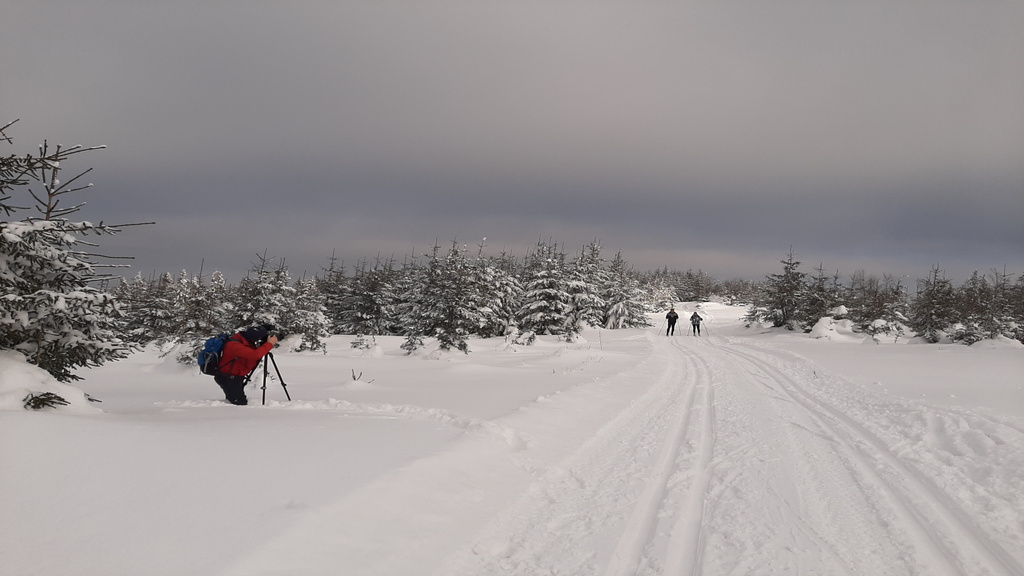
0,120,139,382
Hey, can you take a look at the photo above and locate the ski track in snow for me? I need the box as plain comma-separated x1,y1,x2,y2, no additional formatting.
708,340,1022,576
441,333,715,576
217,330,1024,576
444,333,1024,576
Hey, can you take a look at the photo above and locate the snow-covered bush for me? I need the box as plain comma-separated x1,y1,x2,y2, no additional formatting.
866,318,906,344
400,333,424,355
511,329,536,346
351,334,375,350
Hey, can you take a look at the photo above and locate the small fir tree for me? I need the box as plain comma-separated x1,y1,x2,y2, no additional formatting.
289,277,330,351
318,253,352,335
747,249,808,330
517,241,573,336
0,121,134,381
908,266,957,343
232,252,295,330
802,263,840,328
602,252,650,329
467,243,523,338
340,258,401,336
565,242,608,333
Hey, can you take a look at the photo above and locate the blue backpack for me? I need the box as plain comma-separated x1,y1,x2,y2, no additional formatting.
198,334,233,375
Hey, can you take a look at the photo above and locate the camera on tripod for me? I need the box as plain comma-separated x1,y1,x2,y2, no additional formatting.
254,324,288,346
245,324,292,405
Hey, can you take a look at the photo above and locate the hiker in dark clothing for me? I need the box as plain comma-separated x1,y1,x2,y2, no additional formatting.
214,326,279,405
666,308,679,336
690,312,703,336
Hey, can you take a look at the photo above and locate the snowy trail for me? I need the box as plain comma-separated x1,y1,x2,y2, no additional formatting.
604,337,714,576
443,333,718,576
707,340,1023,576
448,333,1023,576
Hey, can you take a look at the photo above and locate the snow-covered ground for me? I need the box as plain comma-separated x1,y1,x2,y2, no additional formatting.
2,303,1022,576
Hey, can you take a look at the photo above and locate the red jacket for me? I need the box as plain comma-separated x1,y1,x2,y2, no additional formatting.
218,333,274,377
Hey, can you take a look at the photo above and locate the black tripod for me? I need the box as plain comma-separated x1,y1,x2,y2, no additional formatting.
243,352,292,406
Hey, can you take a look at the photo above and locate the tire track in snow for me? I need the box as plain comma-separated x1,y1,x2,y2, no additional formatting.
716,342,1023,576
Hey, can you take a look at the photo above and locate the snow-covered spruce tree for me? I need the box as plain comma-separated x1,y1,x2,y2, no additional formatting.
747,249,809,330
287,276,330,351
718,278,761,305
641,276,677,313
640,267,678,311
986,268,1018,341
113,274,154,343
0,123,131,381
676,269,715,302
394,257,427,354
802,264,842,328
843,270,874,325
950,270,1017,345
318,253,352,335
468,244,523,338
231,252,295,330
1012,272,1024,343
173,269,224,339
405,242,483,353
517,241,573,337
602,251,650,329
844,273,908,341
907,266,957,343
338,257,401,336
874,276,909,341
564,242,607,336
167,269,241,365
843,271,907,336
132,272,181,342
206,270,235,334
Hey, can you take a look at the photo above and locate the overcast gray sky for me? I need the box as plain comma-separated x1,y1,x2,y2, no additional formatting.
4,1,1022,283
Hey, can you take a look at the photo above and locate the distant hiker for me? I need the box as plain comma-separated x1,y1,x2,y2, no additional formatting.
690,312,703,336
215,325,279,405
666,308,679,336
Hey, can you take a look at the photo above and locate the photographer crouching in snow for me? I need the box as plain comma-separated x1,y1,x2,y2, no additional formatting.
215,325,279,406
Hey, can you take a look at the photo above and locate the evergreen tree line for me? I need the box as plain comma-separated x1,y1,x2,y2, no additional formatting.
644,267,759,305
744,250,1024,344
114,240,655,360
4,121,1020,386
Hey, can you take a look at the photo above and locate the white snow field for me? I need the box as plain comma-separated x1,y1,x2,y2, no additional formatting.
2,303,1022,576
